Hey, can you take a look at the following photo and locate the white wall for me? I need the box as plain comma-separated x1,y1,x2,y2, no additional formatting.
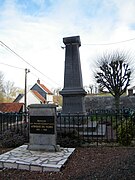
46,94,53,103
18,91,53,106
27,91,41,105
18,91,41,106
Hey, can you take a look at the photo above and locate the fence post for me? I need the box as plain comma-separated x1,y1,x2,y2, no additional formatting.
0,113,2,134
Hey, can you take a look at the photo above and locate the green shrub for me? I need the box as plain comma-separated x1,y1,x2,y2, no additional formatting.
117,120,134,146
0,129,25,148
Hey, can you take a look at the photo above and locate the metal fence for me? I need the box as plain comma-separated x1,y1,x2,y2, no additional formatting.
0,110,135,146
57,110,135,146
0,112,28,135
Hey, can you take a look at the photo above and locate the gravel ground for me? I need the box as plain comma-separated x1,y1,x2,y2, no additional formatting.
0,146,135,180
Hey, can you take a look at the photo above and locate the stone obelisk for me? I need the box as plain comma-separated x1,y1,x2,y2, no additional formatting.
60,36,86,114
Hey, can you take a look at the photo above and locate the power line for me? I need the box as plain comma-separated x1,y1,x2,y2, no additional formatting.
83,37,135,46
0,62,62,88
0,62,24,70
0,41,60,86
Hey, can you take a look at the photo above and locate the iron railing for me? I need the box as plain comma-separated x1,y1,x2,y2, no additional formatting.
57,110,135,146
0,112,28,135
0,110,135,146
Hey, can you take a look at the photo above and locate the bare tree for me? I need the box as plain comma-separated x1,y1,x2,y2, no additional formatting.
89,84,94,94
0,71,23,102
52,87,62,106
0,71,4,102
3,81,23,102
95,51,132,109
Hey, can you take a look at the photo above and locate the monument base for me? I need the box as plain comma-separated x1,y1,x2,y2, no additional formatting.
27,144,61,152
60,95,86,115
27,133,60,152
28,104,59,152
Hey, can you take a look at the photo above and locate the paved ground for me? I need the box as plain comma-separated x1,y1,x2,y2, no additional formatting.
0,145,75,172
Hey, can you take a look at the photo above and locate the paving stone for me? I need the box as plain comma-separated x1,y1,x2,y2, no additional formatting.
9,157,20,161
4,162,18,169
16,160,30,165
0,162,3,168
43,166,60,172
48,161,58,165
0,155,9,159
18,164,30,170
42,164,62,172
68,148,75,153
39,157,48,161
43,164,62,168
58,159,67,165
33,159,43,164
30,165,43,172
25,157,38,162
6,159,16,163
49,157,63,161
0,159,8,162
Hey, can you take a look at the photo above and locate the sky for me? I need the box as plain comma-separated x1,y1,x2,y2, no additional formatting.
1,0,135,91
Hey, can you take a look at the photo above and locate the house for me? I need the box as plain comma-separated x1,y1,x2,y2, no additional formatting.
31,79,53,104
127,86,135,96
0,103,24,113
14,79,54,106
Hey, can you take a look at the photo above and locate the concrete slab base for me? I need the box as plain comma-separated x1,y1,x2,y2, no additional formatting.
0,145,75,172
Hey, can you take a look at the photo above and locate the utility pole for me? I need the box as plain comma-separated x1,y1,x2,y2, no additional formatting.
24,68,30,121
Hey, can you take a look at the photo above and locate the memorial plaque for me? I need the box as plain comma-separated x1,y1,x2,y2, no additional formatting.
30,116,54,134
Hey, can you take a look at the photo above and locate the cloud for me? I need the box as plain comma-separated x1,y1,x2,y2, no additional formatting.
0,0,135,89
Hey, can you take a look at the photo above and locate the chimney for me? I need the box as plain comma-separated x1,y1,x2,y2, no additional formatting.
37,79,40,84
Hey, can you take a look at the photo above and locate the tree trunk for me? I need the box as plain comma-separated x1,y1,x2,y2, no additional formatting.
114,96,120,112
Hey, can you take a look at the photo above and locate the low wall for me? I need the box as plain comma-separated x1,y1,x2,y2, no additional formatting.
85,95,135,111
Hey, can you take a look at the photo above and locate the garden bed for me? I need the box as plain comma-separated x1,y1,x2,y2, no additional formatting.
0,146,135,179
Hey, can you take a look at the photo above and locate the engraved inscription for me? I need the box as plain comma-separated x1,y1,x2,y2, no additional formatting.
30,116,55,134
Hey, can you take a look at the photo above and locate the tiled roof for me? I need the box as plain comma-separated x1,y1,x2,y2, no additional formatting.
0,103,24,113
13,94,24,102
37,82,53,95
31,90,46,103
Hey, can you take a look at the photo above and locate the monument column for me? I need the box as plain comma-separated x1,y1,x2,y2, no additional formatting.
60,36,86,114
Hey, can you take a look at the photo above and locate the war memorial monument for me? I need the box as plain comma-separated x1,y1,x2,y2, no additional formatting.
60,36,87,115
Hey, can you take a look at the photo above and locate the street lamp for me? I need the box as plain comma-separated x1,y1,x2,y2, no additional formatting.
24,68,30,120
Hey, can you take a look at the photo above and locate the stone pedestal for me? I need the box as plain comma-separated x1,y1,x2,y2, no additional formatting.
28,104,60,152
60,36,86,115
